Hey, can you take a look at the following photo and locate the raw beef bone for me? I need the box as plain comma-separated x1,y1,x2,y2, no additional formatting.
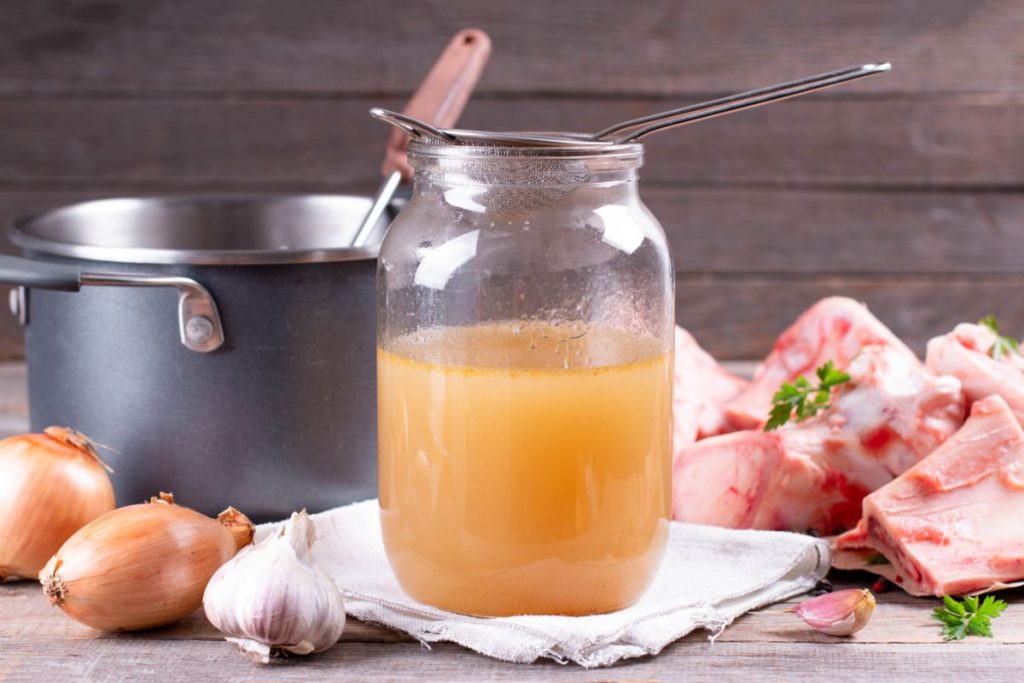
834,395,1024,596
785,345,965,492
672,326,748,449
671,429,848,532
725,297,916,430
926,322,1024,424
674,345,965,535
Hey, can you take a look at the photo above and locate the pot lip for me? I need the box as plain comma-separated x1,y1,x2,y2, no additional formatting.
9,194,383,266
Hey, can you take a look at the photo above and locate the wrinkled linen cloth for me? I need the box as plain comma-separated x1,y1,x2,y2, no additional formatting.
258,500,829,668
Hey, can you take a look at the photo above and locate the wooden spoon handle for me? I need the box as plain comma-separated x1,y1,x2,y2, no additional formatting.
382,29,492,180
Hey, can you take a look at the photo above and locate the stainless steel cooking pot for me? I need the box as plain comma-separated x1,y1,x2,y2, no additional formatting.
0,195,393,521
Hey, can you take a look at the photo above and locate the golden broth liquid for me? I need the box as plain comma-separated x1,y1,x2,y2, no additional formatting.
377,322,672,616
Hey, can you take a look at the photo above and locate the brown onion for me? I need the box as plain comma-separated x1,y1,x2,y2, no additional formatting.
0,427,115,581
41,492,254,631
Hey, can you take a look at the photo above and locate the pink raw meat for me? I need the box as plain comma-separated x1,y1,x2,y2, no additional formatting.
672,326,748,450
674,345,965,535
671,429,864,534
725,297,916,429
834,395,1024,596
926,322,1024,424
785,345,965,492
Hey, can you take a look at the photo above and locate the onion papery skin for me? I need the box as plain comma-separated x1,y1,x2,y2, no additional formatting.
40,497,253,631
0,428,115,582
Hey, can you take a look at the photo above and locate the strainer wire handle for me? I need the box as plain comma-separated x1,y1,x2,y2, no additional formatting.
606,62,891,143
370,108,457,143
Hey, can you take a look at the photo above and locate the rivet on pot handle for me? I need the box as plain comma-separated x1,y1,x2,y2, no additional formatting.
8,286,27,326
0,255,224,353
81,272,225,353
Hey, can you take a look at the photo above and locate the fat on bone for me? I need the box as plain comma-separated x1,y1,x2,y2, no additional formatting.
926,322,1024,425
784,345,965,492
672,326,748,451
671,429,855,533
835,394,1024,596
673,345,965,535
725,297,916,430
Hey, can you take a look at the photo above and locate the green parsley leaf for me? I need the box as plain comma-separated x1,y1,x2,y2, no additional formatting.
865,553,890,566
944,595,966,617
979,315,1021,360
764,360,851,431
980,595,1008,619
932,594,1008,641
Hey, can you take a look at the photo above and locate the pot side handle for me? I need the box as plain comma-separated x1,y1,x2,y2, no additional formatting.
0,255,224,353
0,255,82,291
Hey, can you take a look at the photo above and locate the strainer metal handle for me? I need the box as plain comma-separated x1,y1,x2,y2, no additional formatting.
370,62,892,148
370,108,456,144
602,63,891,143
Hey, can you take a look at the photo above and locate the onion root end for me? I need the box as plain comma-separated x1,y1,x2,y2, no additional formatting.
41,571,67,606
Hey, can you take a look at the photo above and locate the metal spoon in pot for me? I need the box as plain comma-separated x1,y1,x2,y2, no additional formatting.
371,62,891,147
350,29,491,248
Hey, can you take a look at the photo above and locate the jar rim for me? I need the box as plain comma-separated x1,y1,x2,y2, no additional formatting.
407,137,643,162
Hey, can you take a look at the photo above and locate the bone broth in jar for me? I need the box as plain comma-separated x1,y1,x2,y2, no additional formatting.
376,138,673,616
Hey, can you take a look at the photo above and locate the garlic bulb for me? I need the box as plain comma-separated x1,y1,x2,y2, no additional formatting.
789,588,876,636
0,427,115,581
203,510,346,663
41,492,253,631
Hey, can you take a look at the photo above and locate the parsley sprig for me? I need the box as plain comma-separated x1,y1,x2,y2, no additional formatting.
979,315,1021,360
764,361,851,431
932,595,1008,641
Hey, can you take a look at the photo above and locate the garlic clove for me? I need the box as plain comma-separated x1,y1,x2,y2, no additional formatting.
789,588,875,636
203,510,346,663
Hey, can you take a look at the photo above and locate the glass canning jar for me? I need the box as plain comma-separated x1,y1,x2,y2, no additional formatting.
376,140,674,616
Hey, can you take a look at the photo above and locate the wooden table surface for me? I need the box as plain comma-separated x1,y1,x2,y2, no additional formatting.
2,361,1023,682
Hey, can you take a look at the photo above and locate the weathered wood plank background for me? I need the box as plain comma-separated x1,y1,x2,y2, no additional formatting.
0,0,1021,359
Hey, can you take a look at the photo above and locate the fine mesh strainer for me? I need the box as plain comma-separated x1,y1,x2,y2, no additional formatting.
405,140,638,218
371,62,890,215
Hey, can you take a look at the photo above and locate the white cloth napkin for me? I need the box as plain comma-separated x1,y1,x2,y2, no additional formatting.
258,500,829,668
